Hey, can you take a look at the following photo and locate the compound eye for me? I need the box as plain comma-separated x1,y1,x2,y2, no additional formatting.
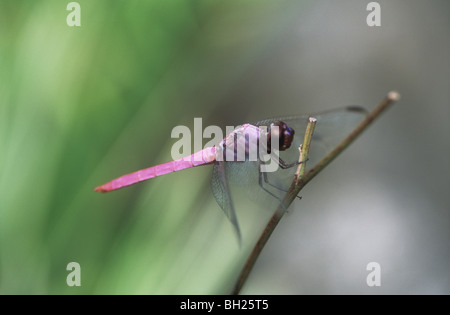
266,121,295,152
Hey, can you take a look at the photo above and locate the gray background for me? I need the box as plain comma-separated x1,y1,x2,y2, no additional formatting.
235,0,450,294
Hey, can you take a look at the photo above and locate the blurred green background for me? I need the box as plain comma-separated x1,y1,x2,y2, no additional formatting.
0,0,449,294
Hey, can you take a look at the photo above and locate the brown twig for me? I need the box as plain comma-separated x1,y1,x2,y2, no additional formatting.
231,91,400,294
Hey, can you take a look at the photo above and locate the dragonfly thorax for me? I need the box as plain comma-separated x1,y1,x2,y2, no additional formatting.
216,122,295,162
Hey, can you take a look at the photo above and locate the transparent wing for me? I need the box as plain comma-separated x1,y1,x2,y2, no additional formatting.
211,161,241,243
211,106,368,242
256,106,368,152
255,106,369,190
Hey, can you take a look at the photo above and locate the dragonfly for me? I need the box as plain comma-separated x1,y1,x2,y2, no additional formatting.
95,106,368,241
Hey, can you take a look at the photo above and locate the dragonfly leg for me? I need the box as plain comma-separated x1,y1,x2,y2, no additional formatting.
270,151,309,169
278,157,310,169
261,171,302,200
258,170,288,211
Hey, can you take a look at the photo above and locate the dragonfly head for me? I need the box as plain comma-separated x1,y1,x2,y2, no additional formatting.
267,121,295,153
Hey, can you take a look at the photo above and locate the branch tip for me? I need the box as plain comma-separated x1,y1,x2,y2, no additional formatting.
388,91,401,101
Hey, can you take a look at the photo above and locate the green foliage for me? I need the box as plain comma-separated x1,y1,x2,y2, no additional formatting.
0,0,300,294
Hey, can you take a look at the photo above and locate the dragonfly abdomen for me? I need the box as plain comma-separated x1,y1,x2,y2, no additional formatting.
94,147,216,192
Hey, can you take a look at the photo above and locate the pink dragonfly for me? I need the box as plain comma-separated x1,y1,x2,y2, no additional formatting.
95,107,367,240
